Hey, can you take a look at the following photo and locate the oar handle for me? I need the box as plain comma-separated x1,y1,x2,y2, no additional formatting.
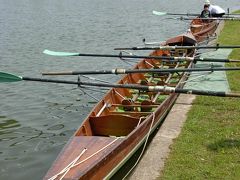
229,59,240,63
195,58,240,63
225,92,240,97
175,88,240,97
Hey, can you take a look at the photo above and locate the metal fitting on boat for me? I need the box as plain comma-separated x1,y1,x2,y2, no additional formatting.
174,57,185,61
159,46,176,50
148,86,175,93
113,68,126,74
174,57,194,61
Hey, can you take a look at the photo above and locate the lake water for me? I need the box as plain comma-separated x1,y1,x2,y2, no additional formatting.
0,0,239,179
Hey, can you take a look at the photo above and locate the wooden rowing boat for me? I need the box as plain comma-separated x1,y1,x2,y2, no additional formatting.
190,18,219,42
44,32,197,180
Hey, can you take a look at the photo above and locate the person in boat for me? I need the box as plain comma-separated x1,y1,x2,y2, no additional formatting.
204,0,225,17
200,4,212,22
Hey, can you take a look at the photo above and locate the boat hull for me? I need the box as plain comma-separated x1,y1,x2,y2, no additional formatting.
44,33,197,180
190,18,219,42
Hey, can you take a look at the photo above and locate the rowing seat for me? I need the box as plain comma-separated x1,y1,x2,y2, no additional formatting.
89,115,140,137
121,99,134,111
140,100,153,112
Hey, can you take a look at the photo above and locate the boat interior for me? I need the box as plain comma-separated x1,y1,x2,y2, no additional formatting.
75,36,197,138
190,18,218,42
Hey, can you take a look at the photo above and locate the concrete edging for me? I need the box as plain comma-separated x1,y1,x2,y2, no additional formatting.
129,94,196,179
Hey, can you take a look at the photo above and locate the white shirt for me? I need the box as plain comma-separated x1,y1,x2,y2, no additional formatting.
209,5,225,14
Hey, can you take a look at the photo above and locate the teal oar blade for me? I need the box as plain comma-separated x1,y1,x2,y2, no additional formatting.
43,49,79,56
152,10,167,16
0,72,22,82
152,10,199,16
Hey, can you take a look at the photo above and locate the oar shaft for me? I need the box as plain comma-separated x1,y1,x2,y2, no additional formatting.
42,70,113,75
43,50,240,63
125,67,240,74
178,17,240,21
42,67,240,76
21,77,240,98
152,10,240,17
44,49,176,60
22,77,80,85
114,45,240,51
1,72,239,98
71,53,176,60
21,77,152,91
167,13,199,16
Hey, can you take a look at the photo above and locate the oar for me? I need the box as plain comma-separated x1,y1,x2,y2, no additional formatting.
43,49,240,63
1,72,240,98
114,45,240,51
171,17,240,21
42,67,240,76
152,10,240,17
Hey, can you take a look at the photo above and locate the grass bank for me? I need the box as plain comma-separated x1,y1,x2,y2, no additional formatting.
160,11,240,179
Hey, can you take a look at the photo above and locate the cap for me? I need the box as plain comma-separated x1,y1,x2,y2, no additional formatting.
204,0,210,5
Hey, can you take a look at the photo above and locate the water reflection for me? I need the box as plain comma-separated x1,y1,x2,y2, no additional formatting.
0,114,73,158
0,116,20,141
0,117,20,131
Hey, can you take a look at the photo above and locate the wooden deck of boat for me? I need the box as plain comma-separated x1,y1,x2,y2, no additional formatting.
44,136,123,179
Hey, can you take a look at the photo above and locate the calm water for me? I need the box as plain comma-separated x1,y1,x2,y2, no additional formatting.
0,0,239,179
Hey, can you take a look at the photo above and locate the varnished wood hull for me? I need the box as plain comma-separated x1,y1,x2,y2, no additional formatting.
44,33,197,180
190,18,219,42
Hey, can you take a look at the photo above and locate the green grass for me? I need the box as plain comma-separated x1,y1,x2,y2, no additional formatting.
218,10,240,91
160,11,240,180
